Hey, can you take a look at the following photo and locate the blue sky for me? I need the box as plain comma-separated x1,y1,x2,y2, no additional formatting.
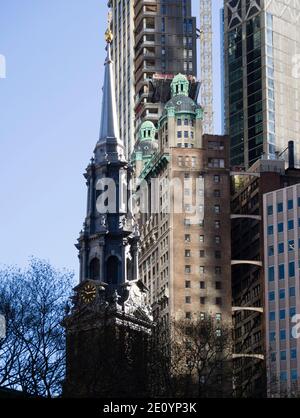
0,0,223,276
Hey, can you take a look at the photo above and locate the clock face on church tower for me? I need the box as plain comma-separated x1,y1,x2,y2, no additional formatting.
80,283,97,304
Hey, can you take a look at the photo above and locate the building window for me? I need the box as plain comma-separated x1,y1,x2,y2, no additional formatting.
278,222,284,233
269,312,275,321
280,351,287,361
290,287,296,297
177,131,182,139
280,330,286,341
268,246,274,256
267,205,273,215
185,296,191,304
280,371,287,382
199,235,204,243
279,264,285,280
214,190,221,197
279,309,286,320
215,236,221,244
216,297,222,306
215,220,221,229
214,205,220,214
185,234,191,242
278,242,284,254
291,349,297,360
177,119,182,126
185,281,191,289
216,313,222,321
291,370,298,381
199,266,205,274
289,261,295,277
268,266,275,282
184,219,191,227
288,240,295,251
200,281,205,289
288,199,294,210
277,202,283,213
185,250,191,258
186,312,191,319
215,282,222,290
214,175,220,183
215,267,221,275
288,220,294,230
185,265,191,274
268,225,274,235
199,250,205,258
215,251,221,259
208,158,225,168
279,289,285,300
269,291,275,301
200,297,206,305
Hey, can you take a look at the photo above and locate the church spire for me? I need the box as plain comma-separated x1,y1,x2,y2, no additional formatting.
96,20,125,165
99,34,119,142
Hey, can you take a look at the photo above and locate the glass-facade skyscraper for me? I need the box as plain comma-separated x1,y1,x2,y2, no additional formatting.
224,0,300,168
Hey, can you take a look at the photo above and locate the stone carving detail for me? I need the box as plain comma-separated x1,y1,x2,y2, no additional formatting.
123,281,153,321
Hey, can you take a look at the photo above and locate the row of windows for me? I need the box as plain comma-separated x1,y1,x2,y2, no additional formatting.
271,349,297,362
183,205,221,217
268,219,300,235
185,264,222,274
185,280,222,290
177,130,194,139
185,312,222,321
268,287,297,301
185,296,223,305
185,235,221,244
269,329,297,342
268,262,297,281
267,199,300,215
269,239,300,256
269,307,297,321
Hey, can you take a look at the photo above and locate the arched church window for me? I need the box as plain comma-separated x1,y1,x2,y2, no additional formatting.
89,258,100,281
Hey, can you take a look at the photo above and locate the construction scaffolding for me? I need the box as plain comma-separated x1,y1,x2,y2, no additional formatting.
199,0,214,134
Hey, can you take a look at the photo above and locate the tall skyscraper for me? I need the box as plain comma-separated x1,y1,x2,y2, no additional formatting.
224,0,300,168
108,0,135,159
132,74,232,324
108,0,197,157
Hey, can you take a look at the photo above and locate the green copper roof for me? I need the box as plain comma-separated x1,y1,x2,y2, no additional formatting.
171,73,189,97
139,120,156,141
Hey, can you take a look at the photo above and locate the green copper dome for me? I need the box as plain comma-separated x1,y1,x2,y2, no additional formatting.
171,73,189,97
139,120,156,141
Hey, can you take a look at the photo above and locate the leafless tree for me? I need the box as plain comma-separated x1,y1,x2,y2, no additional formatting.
148,315,233,398
0,258,74,397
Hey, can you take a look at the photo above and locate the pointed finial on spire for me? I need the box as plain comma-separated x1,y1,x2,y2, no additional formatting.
105,11,113,44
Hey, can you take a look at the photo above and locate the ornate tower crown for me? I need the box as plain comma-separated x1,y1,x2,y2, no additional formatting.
139,120,156,142
170,73,189,97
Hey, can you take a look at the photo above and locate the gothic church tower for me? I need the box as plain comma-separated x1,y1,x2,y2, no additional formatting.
63,29,152,399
